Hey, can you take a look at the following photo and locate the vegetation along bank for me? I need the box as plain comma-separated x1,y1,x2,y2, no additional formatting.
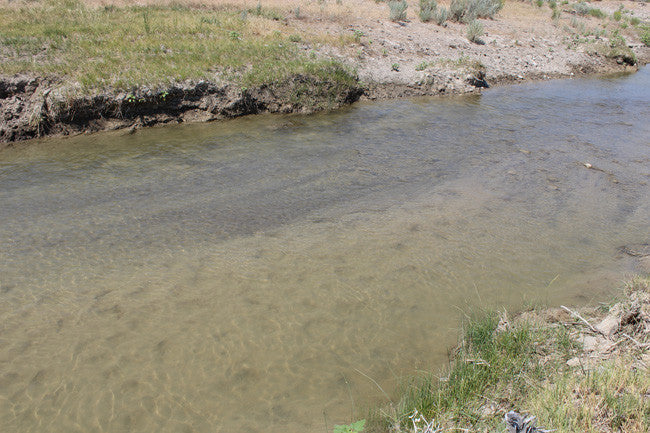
1,0,649,144
354,275,649,433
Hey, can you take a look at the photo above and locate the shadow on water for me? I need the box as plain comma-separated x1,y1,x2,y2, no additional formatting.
0,68,648,433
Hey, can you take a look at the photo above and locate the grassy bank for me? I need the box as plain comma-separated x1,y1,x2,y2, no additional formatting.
363,276,650,433
0,0,356,92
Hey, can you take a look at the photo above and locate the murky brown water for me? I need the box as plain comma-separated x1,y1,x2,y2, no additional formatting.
1,69,649,433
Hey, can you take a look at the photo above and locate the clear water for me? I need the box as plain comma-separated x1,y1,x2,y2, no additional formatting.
1,69,649,433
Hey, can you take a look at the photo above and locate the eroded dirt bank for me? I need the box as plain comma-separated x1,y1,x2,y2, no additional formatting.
1,58,643,146
0,75,364,144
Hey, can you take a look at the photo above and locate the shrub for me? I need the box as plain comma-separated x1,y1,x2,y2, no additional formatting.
466,19,484,43
450,0,503,23
473,0,504,18
388,0,408,21
449,0,467,22
612,10,622,21
641,27,650,46
573,1,604,18
434,6,449,25
419,0,437,22
572,1,590,16
588,8,606,19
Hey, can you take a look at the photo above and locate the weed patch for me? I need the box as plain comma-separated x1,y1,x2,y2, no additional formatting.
449,0,503,23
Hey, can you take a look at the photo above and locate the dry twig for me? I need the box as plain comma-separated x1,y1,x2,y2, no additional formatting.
560,305,606,337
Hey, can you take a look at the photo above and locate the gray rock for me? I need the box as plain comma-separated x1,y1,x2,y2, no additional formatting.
505,411,553,433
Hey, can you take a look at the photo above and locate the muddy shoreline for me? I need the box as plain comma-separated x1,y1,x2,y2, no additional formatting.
0,54,647,146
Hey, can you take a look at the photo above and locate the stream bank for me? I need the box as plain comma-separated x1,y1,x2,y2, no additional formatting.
0,57,643,146
2,0,650,146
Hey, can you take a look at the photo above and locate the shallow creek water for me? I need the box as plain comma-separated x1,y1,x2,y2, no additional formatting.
1,69,649,433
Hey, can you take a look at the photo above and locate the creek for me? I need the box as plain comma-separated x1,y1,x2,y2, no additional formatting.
0,68,648,433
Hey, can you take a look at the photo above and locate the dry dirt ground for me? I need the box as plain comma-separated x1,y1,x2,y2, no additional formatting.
285,0,650,97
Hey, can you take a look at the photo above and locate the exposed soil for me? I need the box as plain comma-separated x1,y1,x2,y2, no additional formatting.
0,74,363,144
305,0,650,98
1,0,649,145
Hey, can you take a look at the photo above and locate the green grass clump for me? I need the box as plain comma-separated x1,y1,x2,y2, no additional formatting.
388,0,408,21
377,314,543,430
552,7,561,20
449,0,503,23
0,0,356,92
415,61,429,71
531,360,650,433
